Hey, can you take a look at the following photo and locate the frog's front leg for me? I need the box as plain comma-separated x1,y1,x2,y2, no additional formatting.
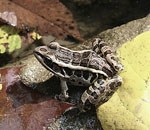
81,76,122,108
60,79,69,99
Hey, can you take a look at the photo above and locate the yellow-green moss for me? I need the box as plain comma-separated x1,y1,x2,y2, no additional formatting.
0,25,21,53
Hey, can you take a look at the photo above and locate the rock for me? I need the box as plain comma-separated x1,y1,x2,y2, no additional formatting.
19,55,53,86
48,108,102,130
97,15,150,48
74,15,150,51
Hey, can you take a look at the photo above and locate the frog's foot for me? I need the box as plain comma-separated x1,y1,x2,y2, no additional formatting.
92,38,123,72
81,76,122,107
57,94,68,102
79,100,95,112
60,79,69,99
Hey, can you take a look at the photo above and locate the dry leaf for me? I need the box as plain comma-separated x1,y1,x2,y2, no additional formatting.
97,31,150,130
0,0,83,41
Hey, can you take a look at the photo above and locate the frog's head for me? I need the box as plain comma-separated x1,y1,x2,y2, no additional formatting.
34,42,60,73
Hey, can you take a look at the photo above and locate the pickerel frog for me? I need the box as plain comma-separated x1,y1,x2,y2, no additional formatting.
34,38,123,109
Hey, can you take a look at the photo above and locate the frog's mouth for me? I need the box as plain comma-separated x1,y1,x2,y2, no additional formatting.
34,51,53,71
34,51,66,78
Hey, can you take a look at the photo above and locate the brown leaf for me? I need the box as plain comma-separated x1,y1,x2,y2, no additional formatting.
0,67,74,130
0,0,83,41
0,66,22,90
0,97,73,130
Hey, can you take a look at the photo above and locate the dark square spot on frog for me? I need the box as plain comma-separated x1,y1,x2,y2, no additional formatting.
56,54,71,64
95,79,105,92
86,89,92,95
109,82,116,90
59,48,72,57
82,51,91,58
73,52,81,59
91,92,98,99
72,60,80,66
97,78,105,85
63,67,72,76
72,53,81,65
71,78,76,82
61,57,71,64
74,70,82,77
89,61,99,70
98,41,107,49
83,71,89,80
90,73,97,83
104,50,112,57
80,58,89,67
102,67,112,77
99,87,105,93
43,56,53,67
105,91,114,97
100,98,108,103
52,63,61,72
92,43,99,51
117,81,122,86
78,81,83,85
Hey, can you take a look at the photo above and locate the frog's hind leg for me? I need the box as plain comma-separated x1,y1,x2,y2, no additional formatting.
81,76,122,108
92,38,123,72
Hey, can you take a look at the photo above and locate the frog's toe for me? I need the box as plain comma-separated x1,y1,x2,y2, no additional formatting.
64,93,69,99
78,100,93,112
55,93,69,101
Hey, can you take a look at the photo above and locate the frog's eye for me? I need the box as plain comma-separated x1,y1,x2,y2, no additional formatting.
39,48,47,52
48,42,59,50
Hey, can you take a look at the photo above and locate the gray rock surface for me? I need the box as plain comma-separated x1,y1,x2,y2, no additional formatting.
98,15,150,48
19,55,53,86
76,15,150,51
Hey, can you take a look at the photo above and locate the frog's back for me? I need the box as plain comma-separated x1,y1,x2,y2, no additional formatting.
55,45,114,77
